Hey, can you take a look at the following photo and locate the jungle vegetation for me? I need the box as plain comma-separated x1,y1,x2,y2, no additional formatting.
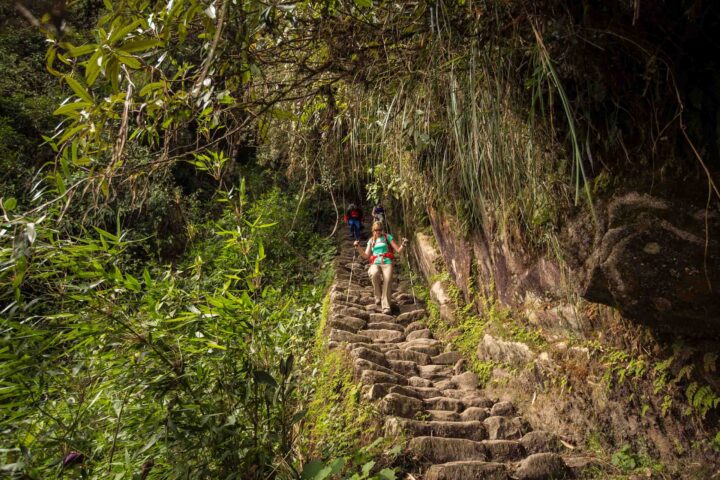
1,0,719,478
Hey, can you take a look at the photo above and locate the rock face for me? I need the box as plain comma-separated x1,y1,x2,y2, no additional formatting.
580,193,720,336
419,194,720,337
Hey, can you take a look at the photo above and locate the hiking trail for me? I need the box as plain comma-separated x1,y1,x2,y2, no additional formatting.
325,232,592,479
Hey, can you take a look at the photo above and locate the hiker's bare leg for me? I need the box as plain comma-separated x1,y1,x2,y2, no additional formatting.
369,264,382,305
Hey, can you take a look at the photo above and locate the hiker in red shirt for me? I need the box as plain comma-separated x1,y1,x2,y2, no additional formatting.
344,203,364,240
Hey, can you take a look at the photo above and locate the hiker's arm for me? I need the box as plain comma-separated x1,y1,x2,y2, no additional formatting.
354,240,369,259
390,237,408,254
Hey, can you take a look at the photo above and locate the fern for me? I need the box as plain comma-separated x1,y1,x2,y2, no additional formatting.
685,382,720,418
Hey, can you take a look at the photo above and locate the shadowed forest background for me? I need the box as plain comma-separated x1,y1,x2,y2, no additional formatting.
1,0,719,478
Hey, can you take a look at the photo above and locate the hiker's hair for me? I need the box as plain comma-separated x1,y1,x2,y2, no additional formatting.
372,221,384,232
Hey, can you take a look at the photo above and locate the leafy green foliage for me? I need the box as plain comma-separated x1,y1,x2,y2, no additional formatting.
0,181,334,478
0,20,59,200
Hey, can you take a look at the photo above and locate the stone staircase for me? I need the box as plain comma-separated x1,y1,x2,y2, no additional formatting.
327,235,582,479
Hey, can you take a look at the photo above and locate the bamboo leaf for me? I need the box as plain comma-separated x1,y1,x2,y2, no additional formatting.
121,38,162,53
64,76,93,103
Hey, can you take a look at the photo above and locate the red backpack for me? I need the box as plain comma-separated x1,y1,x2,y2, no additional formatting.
368,234,395,264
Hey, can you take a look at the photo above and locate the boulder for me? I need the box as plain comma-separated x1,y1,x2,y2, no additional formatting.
477,334,535,367
483,416,530,440
432,351,462,365
514,453,569,480
490,401,516,417
519,431,563,454
452,371,480,390
580,193,720,336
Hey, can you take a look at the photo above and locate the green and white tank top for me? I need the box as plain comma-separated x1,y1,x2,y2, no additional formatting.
370,234,393,265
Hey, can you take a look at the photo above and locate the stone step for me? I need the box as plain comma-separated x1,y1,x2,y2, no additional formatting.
427,410,460,421
424,396,465,412
396,309,427,325
406,328,433,340
406,345,442,356
460,407,491,422
409,436,489,463
353,358,398,378
350,346,389,367
358,329,405,343
441,389,493,403
392,292,416,305
359,369,407,386
388,359,420,377
350,342,397,353
385,349,431,365
329,317,366,333
431,351,462,365
483,440,525,462
404,321,427,334
385,417,487,441
418,364,453,379
363,383,435,402
424,461,509,480
406,386,443,399
368,312,395,323
366,322,404,332
380,392,424,418
408,376,434,388
329,329,373,344
332,306,370,320
484,416,532,440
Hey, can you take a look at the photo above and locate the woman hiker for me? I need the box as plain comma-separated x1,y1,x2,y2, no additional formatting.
353,221,408,314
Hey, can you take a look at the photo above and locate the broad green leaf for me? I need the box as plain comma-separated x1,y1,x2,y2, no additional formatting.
64,76,93,103
121,38,162,53
85,48,103,86
117,51,142,69
253,370,277,388
3,198,17,212
66,43,98,58
58,124,86,145
377,469,396,480
300,461,324,480
108,19,144,45
53,101,90,117
139,81,164,96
